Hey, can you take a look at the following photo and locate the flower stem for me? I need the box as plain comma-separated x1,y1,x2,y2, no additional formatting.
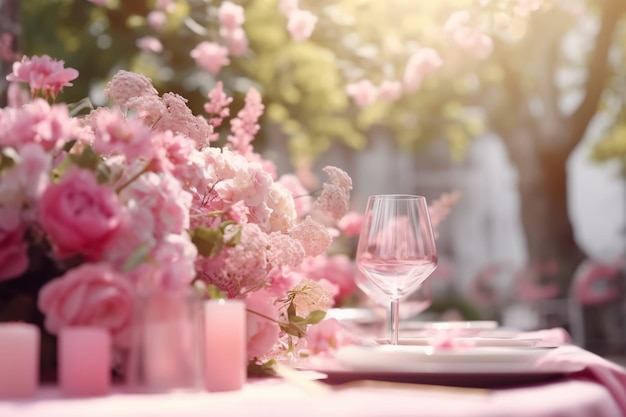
116,161,153,193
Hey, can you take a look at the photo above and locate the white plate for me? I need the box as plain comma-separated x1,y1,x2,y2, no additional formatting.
334,345,582,373
376,337,541,348
400,320,499,332
301,345,583,388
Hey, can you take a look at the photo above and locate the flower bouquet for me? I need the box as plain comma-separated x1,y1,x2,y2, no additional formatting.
0,54,356,378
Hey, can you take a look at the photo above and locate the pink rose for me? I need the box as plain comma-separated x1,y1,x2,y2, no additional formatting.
39,167,122,261
38,263,134,347
245,290,280,359
0,222,28,281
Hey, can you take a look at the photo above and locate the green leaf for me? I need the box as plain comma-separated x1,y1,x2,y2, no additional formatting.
121,243,151,272
247,359,276,377
221,221,242,247
0,148,18,176
190,226,223,257
62,139,77,153
304,310,326,325
69,146,102,172
207,284,228,300
287,302,297,319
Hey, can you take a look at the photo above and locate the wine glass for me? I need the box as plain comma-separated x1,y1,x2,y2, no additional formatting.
356,194,438,345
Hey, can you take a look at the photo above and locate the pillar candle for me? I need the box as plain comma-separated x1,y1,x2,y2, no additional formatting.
203,299,246,392
0,322,40,398
59,326,110,397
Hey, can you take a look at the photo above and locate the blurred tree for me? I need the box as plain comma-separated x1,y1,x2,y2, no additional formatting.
13,0,626,291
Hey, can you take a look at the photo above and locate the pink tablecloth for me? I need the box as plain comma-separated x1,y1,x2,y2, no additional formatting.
2,328,625,417
0,375,621,417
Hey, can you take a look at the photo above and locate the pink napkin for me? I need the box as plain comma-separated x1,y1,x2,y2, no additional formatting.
516,327,572,346
530,328,626,415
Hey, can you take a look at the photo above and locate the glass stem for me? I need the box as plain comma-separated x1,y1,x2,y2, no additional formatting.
389,298,400,345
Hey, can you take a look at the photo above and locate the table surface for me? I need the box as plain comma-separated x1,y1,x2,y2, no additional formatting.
0,375,621,417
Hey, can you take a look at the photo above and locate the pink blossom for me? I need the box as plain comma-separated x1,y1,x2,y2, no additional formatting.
278,0,299,16
190,42,230,76
7,83,29,108
222,28,249,57
204,81,233,142
312,166,352,221
346,79,378,108
245,290,281,359
296,254,356,300
136,36,163,54
337,211,363,237
218,1,245,31
428,191,461,236
267,232,305,268
286,9,318,42
6,55,79,99
290,278,334,317
0,143,51,222
377,80,402,102
39,167,122,261
289,216,332,257
37,263,134,347
104,70,159,108
305,318,356,355
118,171,192,238
0,99,77,152
89,107,156,161
128,234,198,291
228,88,263,156
403,48,443,93
0,222,28,281
147,11,168,31
156,92,213,149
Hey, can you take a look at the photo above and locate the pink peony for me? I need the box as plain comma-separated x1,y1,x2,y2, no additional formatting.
245,290,281,359
38,263,134,347
6,55,79,98
0,222,28,281
190,42,230,76
39,167,122,261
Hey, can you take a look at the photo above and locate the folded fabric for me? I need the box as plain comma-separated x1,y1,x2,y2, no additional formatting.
535,344,626,415
516,327,572,346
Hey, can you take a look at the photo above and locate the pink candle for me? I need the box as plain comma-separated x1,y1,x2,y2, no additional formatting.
59,326,111,397
203,299,246,392
0,322,40,398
